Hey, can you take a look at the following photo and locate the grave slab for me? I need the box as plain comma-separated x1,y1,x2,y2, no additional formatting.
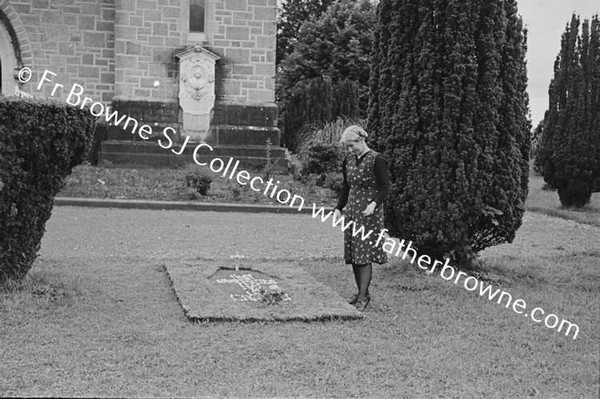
163,259,363,322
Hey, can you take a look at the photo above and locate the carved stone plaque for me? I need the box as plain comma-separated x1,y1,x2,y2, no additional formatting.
175,46,220,142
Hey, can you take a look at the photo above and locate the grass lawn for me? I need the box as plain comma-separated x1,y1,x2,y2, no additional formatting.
1,207,598,397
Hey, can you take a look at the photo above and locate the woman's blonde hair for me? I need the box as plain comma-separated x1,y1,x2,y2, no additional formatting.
340,125,368,143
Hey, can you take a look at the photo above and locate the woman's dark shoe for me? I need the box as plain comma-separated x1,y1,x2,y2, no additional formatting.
354,295,371,311
348,294,359,304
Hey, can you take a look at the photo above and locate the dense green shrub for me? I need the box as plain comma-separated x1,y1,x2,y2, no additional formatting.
184,170,212,196
300,142,341,177
368,0,531,267
280,77,362,152
536,15,600,207
276,0,335,65
321,172,344,195
293,117,363,182
296,116,364,156
277,0,376,152
0,98,95,283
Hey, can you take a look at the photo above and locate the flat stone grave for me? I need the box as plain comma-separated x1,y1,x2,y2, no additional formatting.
164,259,363,322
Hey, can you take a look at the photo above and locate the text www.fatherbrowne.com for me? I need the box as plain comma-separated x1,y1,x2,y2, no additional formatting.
312,207,581,340
29,68,580,340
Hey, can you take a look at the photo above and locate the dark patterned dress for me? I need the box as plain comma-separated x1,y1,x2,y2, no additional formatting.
337,150,389,265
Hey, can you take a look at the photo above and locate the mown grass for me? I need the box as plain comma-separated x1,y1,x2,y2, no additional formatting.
1,206,598,397
1,253,597,397
3,163,598,397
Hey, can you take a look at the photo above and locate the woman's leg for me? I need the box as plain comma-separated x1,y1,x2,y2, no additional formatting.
352,264,361,295
353,263,372,300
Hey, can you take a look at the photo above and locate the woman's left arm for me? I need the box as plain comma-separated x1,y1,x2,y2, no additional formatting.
363,154,391,216
372,154,391,207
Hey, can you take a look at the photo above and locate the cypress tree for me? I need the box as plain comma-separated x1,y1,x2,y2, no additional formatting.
368,0,531,267
532,116,546,174
593,17,600,192
538,15,600,207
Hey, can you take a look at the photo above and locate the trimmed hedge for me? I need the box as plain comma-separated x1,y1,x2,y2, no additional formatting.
0,98,95,283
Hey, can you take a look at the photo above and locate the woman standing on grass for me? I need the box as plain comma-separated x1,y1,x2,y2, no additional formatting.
334,125,391,311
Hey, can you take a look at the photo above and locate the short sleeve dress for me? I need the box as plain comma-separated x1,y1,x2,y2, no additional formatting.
339,150,389,265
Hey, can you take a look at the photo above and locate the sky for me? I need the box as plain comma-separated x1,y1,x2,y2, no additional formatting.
518,0,599,126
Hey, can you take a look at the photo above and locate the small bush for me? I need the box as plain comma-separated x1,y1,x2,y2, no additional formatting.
184,170,212,196
294,118,363,183
301,143,342,177
297,173,319,194
284,148,303,179
280,77,363,152
0,98,95,284
321,172,344,195
296,116,365,157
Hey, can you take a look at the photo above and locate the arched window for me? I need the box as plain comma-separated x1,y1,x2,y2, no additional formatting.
0,16,17,96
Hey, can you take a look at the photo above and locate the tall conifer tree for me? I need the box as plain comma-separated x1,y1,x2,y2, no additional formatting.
537,15,600,206
368,0,531,266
